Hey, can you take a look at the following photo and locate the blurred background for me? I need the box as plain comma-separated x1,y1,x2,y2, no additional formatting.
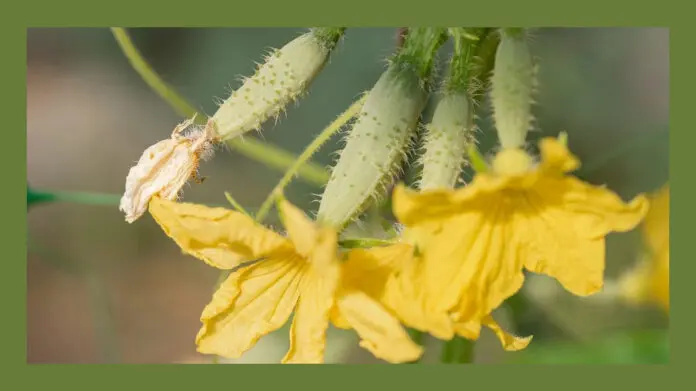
27,28,669,364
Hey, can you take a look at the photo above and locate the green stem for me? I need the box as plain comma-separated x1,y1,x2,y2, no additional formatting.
338,238,394,249
110,27,329,187
444,28,487,93
48,190,121,206
255,94,367,222
310,27,346,50
453,337,474,363
503,28,526,39
393,28,448,82
470,28,499,105
441,338,455,363
441,336,474,364
224,191,251,217
111,27,195,118
29,187,259,212
229,132,329,185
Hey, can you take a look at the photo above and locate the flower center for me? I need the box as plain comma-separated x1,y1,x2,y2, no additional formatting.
492,148,533,176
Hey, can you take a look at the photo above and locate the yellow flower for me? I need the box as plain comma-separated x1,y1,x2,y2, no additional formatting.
619,184,669,312
337,236,531,351
148,196,422,364
392,137,650,325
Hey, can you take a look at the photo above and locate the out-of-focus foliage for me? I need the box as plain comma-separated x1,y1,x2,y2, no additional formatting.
510,330,668,364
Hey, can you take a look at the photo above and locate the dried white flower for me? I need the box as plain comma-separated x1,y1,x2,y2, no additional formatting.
119,115,215,223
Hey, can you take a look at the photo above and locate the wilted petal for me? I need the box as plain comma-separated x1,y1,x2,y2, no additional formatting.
149,197,293,269
335,290,423,363
120,118,213,223
196,256,304,358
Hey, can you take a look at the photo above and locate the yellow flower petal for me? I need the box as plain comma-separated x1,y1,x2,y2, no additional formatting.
481,316,532,352
149,196,293,269
420,209,526,322
652,248,670,311
392,184,466,224
536,176,649,239
521,177,648,295
329,305,351,329
342,242,454,340
392,175,533,224
282,225,340,364
394,137,648,307
645,185,670,312
452,319,481,340
452,316,531,351
336,290,423,363
340,244,407,299
278,200,318,257
617,256,653,305
282,265,339,364
538,137,580,173
619,185,669,312
517,200,607,296
644,185,669,256
308,227,340,273
196,256,304,358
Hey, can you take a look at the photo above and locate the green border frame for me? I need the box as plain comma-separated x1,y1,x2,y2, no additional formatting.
8,0,681,387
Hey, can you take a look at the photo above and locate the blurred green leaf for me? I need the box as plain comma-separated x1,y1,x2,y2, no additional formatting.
509,330,668,364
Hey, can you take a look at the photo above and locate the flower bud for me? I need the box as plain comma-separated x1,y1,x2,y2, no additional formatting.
119,116,215,223
210,29,342,140
490,28,537,149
